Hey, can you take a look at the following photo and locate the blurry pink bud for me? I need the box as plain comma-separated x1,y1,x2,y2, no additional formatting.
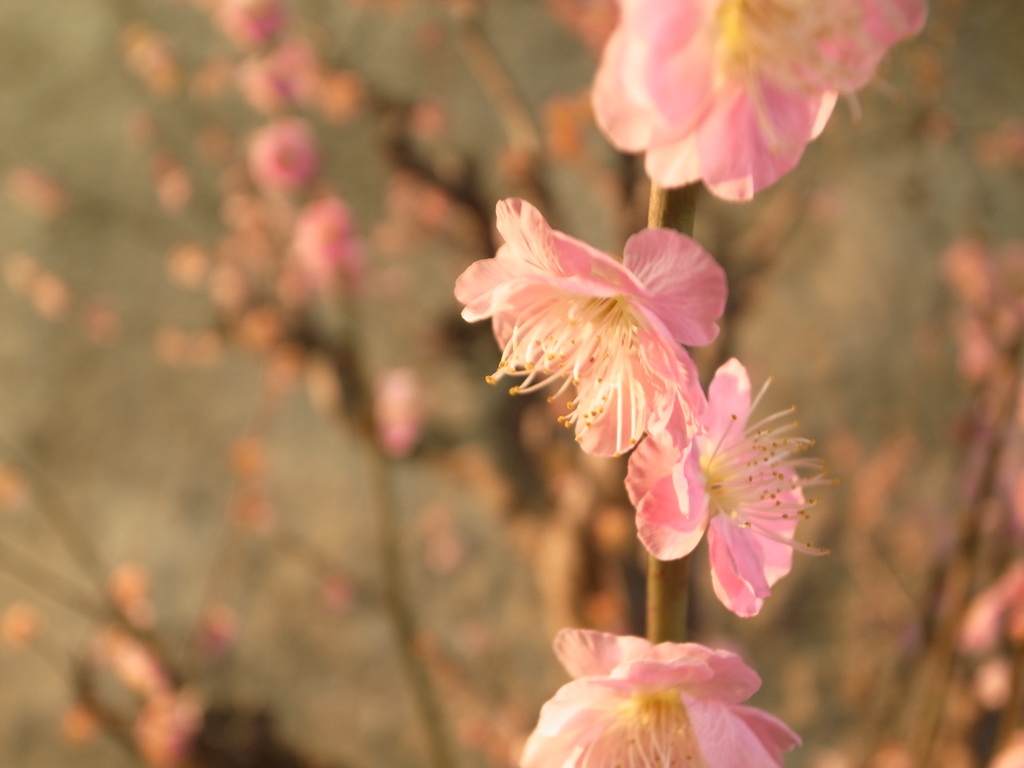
121,24,181,97
292,196,363,290
0,462,29,512
94,628,170,698
942,238,992,310
247,118,318,192
972,655,1012,710
993,733,1024,768
198,603,238,657
109,562,156,629
61,704,100,745
961,562,1024,653
6,167,67,219
134,689,203,768
237,42,319,115
215,0,286,47
153,156,192,213
321,572,356,612
374,368,423,458
2,602,40,649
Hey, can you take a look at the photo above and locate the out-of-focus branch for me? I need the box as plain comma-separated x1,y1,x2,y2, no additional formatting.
447,2,552,212
0,442,111,594
0,537,108,620
337,298,458,768
901,342,1024,766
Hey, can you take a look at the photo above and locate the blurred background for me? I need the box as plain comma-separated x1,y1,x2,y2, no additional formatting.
0,0,1022,766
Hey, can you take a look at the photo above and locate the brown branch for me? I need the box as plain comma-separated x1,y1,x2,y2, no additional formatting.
644,183,700,644
447,2,552,211
901,344,1024,766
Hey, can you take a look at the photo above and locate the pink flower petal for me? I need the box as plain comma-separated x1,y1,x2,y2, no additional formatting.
695,80,819,201
553,628,653,679
623,228,727,347
687,699,795,768
704,358,752,446
708,517,771,618
629,439,707,560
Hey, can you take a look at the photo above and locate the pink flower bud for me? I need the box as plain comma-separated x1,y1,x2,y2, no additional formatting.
374,367,423,458
292,196,364,289
247,118,318,193
215,0,286,48
134,689,203,768
237,41,319,115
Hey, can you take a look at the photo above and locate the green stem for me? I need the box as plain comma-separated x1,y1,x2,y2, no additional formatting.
644,183,700,644
646,557,691,644
648,183,698,232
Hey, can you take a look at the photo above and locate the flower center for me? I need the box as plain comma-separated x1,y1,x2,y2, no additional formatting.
697,382,831,554
715,0,866,92
486,291,650,455
581,691,707,768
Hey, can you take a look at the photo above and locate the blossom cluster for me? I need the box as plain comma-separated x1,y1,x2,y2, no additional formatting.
456,0,923,764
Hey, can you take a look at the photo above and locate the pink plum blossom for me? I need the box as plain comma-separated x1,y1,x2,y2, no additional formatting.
292,195,364,289
592,0,927,200
247,118,318,193
454,198,726,457
374,367,424,458
626,359,827,616
237,42,320,115
522,628,800,768
215,0,286,48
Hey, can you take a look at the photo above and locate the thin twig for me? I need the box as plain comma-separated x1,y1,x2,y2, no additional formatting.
0,537,108,621
997,640,1024,751
903,345,1024,766
447,2,552,211
0,440,110,594
339,296,457,768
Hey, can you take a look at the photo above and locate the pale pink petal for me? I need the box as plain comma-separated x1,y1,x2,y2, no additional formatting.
686,699,793,768
592,28,661,152
862,0,928,50
636,0,716,131
708,518,771,618
640,646,762,704
704,358,753,445
615,658,713,690
625,434,681,505
642,337,707,448
496,198,586,276
696,81,820,201
630,440,707,560
553,628,652,679
811,92,839,139
528,678,624,737
623,228,727,346
521,681,624,768
688,651,765,705
453,256,540,322
756,495,801,585
643,132,703,190
730,705,802,761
